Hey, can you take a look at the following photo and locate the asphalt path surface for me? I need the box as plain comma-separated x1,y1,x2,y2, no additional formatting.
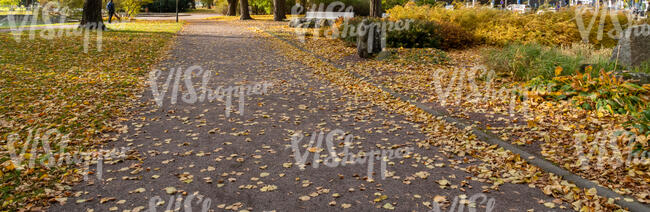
49,20,568,212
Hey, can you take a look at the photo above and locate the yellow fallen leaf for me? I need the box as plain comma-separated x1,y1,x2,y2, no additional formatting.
433,195,446,203
585,188,597,196
543,202,555,208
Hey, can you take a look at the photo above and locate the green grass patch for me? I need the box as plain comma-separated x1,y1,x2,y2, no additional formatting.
108,20,184,33
482,43,623,81
0,22,77,29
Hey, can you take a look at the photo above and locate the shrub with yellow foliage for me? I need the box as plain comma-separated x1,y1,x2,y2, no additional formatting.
387,3,639,48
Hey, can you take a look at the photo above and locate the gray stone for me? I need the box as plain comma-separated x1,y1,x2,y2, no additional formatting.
616,71,650,85
611,24,650,67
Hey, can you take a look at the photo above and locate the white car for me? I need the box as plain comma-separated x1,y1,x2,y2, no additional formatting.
536,8,557,14
507,4,530,13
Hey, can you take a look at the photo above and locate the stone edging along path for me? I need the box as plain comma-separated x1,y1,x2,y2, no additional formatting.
262,29,650,212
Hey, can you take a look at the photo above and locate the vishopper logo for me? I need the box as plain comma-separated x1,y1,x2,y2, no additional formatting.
573,129,649,170
429,66,531,117
290,129,414,180
149,191,212,212
4,128,70,170
2,127,131,181
148,65,273,117
5,2,104,53
290,1,413,50
428,193,496,212
339,18,413,54
574,6,650,43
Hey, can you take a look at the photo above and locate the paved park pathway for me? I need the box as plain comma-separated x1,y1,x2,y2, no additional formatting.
50,19,568,212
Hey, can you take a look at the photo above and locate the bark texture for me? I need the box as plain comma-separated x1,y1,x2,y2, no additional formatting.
369,0,382,18
227,0,237,16
239,0,252,20
273,0,286,21
80,0,105,30
357,20,382,58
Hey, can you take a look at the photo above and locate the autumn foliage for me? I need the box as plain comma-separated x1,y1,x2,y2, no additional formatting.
387,3,643,48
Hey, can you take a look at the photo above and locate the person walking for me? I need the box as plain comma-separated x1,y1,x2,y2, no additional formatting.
107,0,115,23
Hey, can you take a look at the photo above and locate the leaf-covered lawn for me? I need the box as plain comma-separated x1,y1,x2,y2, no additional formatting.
0,21,183,210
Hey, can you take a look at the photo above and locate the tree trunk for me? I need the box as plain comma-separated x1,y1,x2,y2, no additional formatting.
80,0,105,30
369,0,382,18
239,0,252,20
273,0,286,21
357,20,382,58
299,0,306,14
227,0,237,16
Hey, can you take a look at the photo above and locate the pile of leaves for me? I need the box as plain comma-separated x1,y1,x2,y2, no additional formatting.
0,21,182,210
527,67,650,150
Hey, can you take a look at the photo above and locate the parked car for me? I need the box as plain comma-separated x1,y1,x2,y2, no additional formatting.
536,8,556,14
506,4,530,13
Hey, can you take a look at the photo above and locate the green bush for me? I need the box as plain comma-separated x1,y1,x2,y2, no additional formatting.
385,19,442,48
435,21,475,50
144,0,192,12
383,0,408,11
335,17,473,50
250,0,273,14
629,108,650,137
214,0,230,15
309,0,369,16
211,0,296,15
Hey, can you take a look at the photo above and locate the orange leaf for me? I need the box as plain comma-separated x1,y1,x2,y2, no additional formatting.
554,66,563,77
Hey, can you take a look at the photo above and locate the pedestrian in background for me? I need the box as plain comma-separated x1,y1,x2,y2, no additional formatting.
107,0,115,23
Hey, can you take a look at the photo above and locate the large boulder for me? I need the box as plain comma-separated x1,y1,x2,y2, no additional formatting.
611,24,650,67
